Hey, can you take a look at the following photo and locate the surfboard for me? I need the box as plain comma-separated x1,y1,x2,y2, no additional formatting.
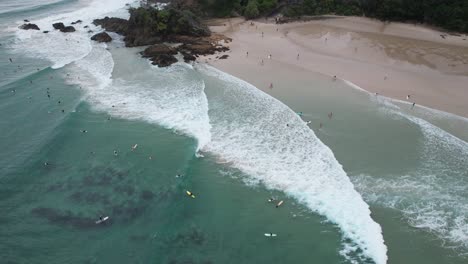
95,216,109,224
264,233,277,237
132,144,138,150
186,191,196,198
276,200,284,208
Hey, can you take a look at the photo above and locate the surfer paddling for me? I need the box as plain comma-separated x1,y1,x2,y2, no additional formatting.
276,200,284,208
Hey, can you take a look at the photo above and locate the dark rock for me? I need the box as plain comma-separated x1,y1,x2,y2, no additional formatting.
142,44,177,58
219,54,229,59
20,23,40,30
150,54,178,67
87,30,94,33
71,20,82,25
43,31,49,33
93,17,128,35
91,32,112,43
24,19,30,22
60,26,76,33
84,25,89,28
182,52,196,62
52,22,65,30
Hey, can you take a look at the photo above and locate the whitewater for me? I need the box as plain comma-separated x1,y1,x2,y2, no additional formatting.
10,0,389,262
10,0,468,263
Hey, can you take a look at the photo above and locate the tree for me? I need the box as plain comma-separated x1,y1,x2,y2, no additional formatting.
245,0,260,18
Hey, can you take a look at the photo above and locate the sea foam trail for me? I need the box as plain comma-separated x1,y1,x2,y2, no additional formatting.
353,101,468,252
66,45,212,151
199,65,388,264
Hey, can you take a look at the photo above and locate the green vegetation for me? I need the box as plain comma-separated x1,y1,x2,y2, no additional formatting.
191,0,468,33
128,7,209,36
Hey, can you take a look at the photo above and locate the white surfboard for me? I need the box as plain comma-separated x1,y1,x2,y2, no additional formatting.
95,216,109,224
264,233,277,237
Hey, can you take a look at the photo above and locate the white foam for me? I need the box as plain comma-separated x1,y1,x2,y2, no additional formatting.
66,46,212,151
12,0,135,68
352,103,468,252
199,65,388,264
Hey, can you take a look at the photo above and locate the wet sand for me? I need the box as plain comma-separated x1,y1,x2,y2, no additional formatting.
202,16,468,117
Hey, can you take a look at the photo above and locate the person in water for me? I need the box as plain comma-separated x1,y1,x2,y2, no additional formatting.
412,102,416,109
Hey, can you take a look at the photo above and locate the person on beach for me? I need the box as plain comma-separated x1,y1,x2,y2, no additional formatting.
333,75,337,81
261,59,264,65
319,122,323,129
246,51,249,57
268,54,272,59
328,112,333,119
406,95,411,100
269,83,273,89
297,53,299,60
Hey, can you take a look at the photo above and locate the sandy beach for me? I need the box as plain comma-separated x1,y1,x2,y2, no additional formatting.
203,16,468,117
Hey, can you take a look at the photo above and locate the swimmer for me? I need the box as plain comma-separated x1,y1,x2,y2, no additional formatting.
268,197,274,202
9,58,12,63
131,144,138,151
113,150,118,156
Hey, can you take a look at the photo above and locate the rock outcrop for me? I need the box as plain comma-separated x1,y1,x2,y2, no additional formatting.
93,6,230,67
91,32,113,43
93,17,128,35
52,22,65,30
20,23,40,30
60,26,76,33
141,44,178,67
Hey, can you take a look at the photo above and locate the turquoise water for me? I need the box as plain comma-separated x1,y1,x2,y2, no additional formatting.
1,1,467,263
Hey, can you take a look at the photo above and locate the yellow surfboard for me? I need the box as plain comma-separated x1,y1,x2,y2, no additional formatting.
186,190,196,198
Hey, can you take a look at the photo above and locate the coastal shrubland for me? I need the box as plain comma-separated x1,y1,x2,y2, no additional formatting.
190,0,468,33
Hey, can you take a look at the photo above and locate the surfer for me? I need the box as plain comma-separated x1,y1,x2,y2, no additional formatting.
186,190,196,198
305,121,312,124
113,150,118,156
276,200,284,208
131,144,138,151
268,197,274,202
9,58,12,63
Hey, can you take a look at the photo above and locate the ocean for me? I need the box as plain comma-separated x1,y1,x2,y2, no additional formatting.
0,0,467,263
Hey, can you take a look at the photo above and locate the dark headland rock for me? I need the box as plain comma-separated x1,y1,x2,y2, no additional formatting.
20,23,40,30
71,20,82,25
60,26,76,33
52,22,65,30
91,32,112,43
141,44,178,67
219,54,229,59
93,6,230,67
93,17,128,35
150,54,178,67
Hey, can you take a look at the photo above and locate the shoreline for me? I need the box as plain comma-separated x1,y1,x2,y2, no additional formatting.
202,16,468,118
